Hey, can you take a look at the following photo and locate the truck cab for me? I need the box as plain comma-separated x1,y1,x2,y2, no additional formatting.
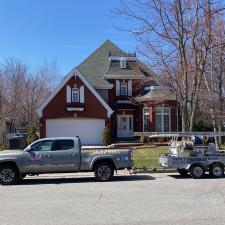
23,137,81,173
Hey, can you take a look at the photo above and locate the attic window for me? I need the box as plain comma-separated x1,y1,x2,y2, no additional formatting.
72,88,79,102
120,58,127,69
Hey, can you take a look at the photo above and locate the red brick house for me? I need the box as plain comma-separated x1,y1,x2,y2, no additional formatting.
37,40,178,145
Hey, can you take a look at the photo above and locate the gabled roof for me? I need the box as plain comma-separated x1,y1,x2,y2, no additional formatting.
77,40,128,89
37,68,113,118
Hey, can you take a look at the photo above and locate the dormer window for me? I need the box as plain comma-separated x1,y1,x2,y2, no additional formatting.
72,88,79,102
120,82,127,95
120,58,127,69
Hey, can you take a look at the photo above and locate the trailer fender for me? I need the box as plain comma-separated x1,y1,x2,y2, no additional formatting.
186,162,207,171
208,161,224,168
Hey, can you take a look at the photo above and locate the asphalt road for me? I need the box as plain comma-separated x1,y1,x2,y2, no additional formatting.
1,172,225,225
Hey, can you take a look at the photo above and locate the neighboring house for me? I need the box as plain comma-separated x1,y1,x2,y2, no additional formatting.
37,40,178,145
0,118,21,145
0,119,7,144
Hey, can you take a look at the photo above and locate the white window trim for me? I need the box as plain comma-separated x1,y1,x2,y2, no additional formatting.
156,107,171,132
72,88,80,103
66,85,71,103
80,85,85,103
120,82,127,96
143,107,150,132
128,80,132,96
116,80,120,96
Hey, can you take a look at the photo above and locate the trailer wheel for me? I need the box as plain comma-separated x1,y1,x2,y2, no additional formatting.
177,169,189,177
190,164,205,179
209,164,224,178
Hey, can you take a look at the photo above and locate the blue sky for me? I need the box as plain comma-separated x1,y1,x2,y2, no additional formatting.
0,0,137,75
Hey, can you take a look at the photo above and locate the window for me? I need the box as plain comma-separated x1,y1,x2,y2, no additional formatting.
53,140,74,151
120,58,127,68
155,107,170,132
143,108,150,132
72,88,79,102
119,117,127,129
120,82,127,95
30,140,54,152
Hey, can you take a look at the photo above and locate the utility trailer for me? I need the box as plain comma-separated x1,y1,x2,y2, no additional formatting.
153,132,225,179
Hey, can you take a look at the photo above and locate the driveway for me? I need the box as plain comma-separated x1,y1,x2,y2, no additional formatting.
0,172,225,225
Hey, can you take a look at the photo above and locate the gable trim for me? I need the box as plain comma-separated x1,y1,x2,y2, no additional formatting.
37,68,114,118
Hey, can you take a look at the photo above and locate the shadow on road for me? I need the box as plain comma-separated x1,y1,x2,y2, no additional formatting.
169,174,225,179
18,174,155,185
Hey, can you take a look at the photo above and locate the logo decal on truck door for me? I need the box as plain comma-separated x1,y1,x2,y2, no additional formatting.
29,152,42,163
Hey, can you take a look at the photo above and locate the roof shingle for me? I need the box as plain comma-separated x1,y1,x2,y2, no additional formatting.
76,40,127,89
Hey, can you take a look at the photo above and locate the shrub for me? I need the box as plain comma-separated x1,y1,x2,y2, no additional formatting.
27,126,39,144
0,144,10,150
103,127,111,146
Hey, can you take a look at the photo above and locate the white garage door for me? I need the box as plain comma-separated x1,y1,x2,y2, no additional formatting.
46,118,105,145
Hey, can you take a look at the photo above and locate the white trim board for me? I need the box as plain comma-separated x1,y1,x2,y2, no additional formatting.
37,68,114,118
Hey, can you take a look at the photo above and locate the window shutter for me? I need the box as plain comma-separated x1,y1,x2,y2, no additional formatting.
116,80,120,96
80,85,85,103
128,80,132,96
66,85,71,103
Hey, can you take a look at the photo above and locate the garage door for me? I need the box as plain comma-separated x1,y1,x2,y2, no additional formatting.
46,118,105,145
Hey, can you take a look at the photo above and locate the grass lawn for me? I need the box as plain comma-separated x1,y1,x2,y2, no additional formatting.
133,145,168,168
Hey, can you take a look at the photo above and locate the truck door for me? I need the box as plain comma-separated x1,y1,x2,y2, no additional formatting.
50,139,80,172
25,139,55,173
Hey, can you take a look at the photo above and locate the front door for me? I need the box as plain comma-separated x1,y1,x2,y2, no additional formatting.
117,115,133,138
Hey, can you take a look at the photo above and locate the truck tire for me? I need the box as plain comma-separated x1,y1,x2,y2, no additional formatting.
94,162,114,182
177,169,189,177
0,165,20,185
190,164,205,179
209,164,224,178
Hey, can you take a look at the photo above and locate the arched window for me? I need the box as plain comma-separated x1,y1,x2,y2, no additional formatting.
72,88,79,102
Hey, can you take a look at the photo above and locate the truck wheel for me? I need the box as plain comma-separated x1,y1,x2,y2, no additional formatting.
94,162,114,182
209,164,224,178
190,164,205,179
0,165,20,185
177,169,188,177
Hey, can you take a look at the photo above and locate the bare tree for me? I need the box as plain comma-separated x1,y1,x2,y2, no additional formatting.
0,58,61,133
113,0,225,131
198,17,225,143
0,58,27,123
37,60,62,91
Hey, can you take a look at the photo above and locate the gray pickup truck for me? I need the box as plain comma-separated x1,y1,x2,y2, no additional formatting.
0,137,133,185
